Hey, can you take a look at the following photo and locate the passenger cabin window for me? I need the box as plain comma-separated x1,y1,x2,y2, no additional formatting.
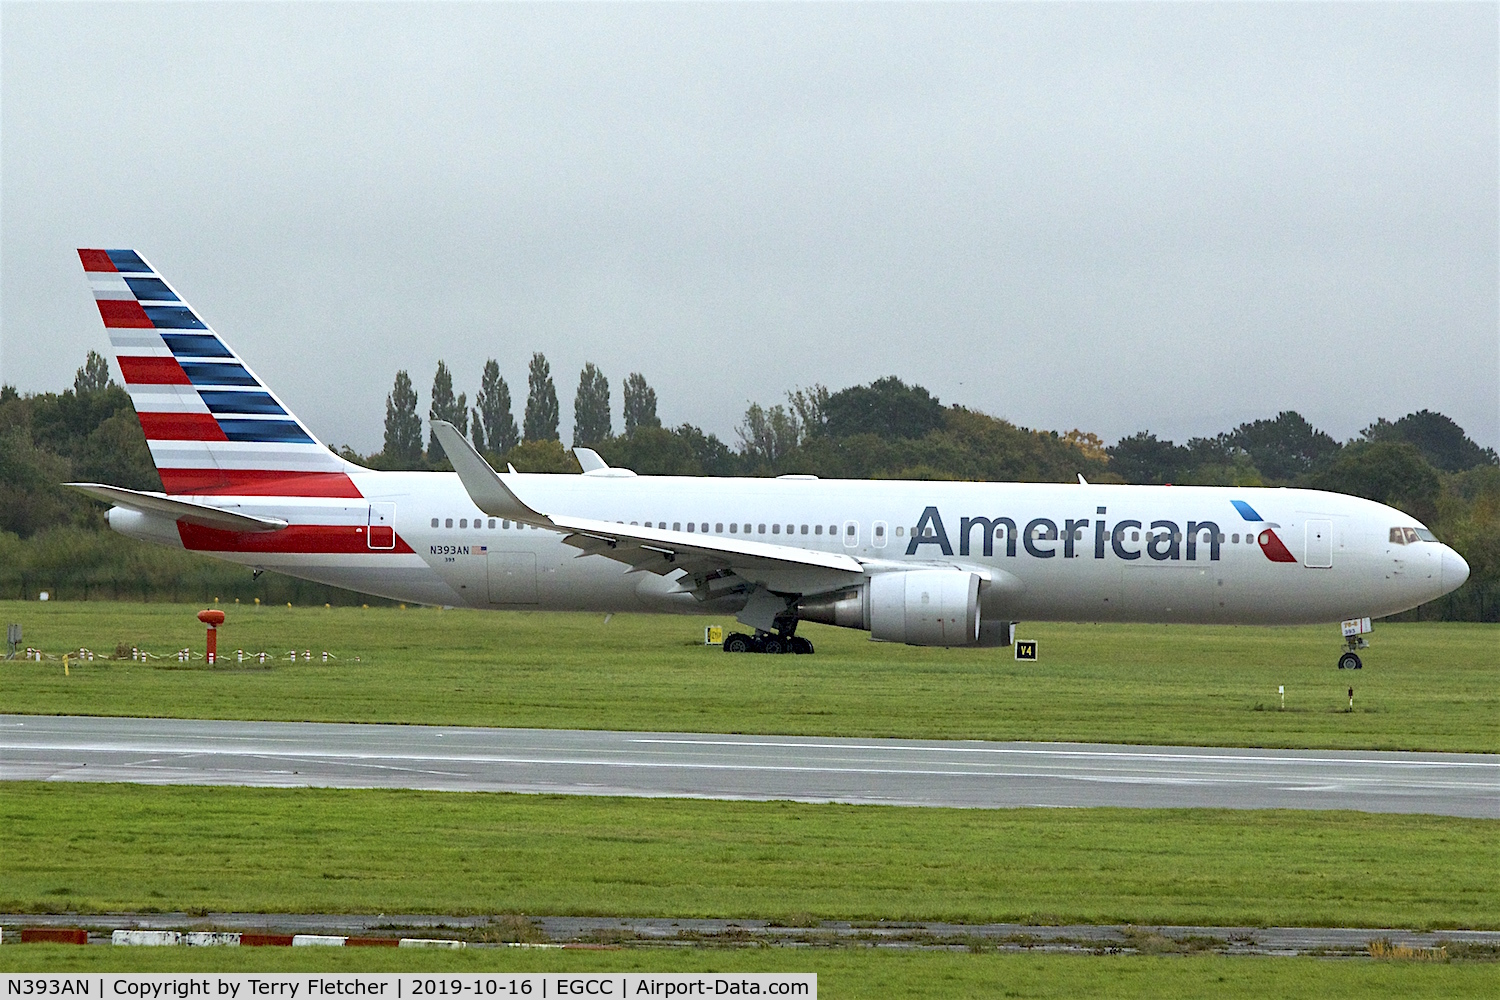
445,518,453,528
815,525,823,535
758,524,766,534
431,518,439,528
715,523,723,533
701,523,709,533
460,519,468,528
743,524,751,533
800,524,808,535
489,519,496,528
772,524,780,534
686,522,695,532
729,523,737,533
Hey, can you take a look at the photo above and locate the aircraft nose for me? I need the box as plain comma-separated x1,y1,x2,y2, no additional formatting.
1442,546,1470,590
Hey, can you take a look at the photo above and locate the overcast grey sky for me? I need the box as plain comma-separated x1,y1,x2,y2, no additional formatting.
3,2,1497,454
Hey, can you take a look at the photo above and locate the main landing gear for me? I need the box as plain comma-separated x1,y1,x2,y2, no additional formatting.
723,631,814,655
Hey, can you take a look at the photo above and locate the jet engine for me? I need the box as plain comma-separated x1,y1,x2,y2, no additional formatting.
799,570,983,647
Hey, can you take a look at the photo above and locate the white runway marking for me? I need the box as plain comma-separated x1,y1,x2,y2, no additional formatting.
2,715,1495,816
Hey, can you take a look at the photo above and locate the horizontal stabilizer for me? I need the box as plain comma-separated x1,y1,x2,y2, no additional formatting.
66,483,289,533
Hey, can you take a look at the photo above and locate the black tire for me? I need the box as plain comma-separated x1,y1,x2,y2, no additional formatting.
790,637,814,655
761,636,786,655
1338,651,1362,671
723,633,753,654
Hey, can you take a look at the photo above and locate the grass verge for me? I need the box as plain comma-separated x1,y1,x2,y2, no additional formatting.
1,602,1496,751
2,783,1495,929
2,945,1496,998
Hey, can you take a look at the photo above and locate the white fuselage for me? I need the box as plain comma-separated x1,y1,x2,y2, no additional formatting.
110,471,1468,627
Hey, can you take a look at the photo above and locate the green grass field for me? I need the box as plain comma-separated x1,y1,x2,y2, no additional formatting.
3,783,1495,929
0,602,1495,751
2,947,1495,1000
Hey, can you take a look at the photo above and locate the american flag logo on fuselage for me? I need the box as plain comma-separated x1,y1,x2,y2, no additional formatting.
79,249,361,499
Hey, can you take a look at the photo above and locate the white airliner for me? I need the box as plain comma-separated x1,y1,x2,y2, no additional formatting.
70,249,1469,668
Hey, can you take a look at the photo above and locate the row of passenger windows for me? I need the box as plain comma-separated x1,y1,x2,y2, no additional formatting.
432,517,537,529
426,517,1268,547
430,517,879,538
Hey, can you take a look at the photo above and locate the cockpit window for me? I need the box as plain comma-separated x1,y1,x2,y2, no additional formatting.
1415,528,1438,543
1403,527,1420,544
1389,527,1407,545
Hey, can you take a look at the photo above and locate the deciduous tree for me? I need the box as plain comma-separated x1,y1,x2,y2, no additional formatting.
523,353,559,442
426,360,468,463
573,363,611,447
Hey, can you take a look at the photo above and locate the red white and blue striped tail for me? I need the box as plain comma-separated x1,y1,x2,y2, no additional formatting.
79,248,363,498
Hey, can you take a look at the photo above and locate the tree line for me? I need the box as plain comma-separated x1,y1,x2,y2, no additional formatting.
2,353,1496,620
369,353,664,472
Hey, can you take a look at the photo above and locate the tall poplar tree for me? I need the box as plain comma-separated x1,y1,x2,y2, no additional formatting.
471,359,518,456
572,363,612,447
622,372,660,436
427,360,468,462
523,352,559,442
382,370,423,466
74,351,113,394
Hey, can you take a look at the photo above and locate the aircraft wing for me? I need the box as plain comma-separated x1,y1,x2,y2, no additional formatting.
431,421,865,595
66,483,289,533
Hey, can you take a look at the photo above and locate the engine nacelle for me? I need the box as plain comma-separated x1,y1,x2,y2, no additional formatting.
869,570,981,646
798,570,985,646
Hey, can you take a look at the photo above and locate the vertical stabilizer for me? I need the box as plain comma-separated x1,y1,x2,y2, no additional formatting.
79,249,362,497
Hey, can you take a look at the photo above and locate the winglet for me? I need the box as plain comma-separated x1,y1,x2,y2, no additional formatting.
430,420,553,526
573,447,608,473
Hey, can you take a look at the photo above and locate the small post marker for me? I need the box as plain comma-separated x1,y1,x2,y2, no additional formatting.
1278,685,1285,710
197,609,226,664
1348,686,1354,713
5,624,20,660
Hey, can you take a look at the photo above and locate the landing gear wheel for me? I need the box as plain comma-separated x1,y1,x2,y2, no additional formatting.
723,633,754,654
1338,651,1363,671
761,635,786,655
789,637,814,655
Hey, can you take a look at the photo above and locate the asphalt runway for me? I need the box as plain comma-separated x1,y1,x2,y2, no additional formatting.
2,714,1495,817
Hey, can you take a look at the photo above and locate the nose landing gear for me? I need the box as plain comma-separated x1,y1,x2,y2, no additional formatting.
1337,616,1371,669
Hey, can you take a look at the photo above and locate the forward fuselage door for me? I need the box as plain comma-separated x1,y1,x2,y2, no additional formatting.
1305,519,1332,568
367,502,396,550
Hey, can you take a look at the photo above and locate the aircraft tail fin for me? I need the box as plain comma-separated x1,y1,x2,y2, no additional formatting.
78,249,362,497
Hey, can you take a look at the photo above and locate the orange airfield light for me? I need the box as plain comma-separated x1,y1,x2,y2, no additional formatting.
197,609,226,664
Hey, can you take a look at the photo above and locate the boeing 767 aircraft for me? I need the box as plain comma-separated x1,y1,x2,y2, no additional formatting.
69,249,1469,666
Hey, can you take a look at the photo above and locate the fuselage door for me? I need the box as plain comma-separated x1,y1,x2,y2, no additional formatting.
1304,519,1332,568
488,551,539,604
368,502,396,550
